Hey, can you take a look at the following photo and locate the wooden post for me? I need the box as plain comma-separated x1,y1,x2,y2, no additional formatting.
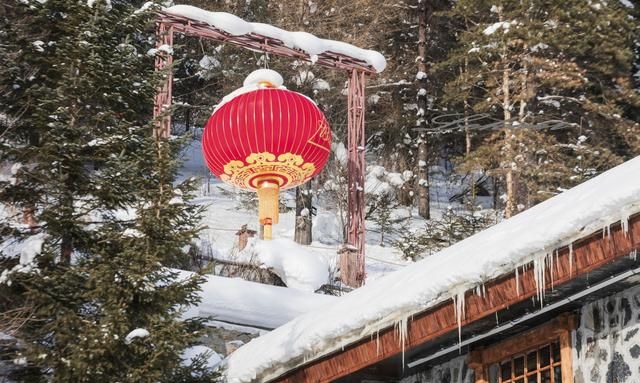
468,349,487,383
235,225,257,251
338,245,358,287
345,69,366,288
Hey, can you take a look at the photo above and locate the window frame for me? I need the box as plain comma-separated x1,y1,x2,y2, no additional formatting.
468,314,576,383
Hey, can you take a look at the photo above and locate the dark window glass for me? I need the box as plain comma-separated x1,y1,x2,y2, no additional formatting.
552,342,561,363
489,363,499,383
541,369,551,383
527,351,537,372
501,361,512,381
554,366,562,383
515,379,524,383
527,374,538,383
514,356,525,377
540,345,551,367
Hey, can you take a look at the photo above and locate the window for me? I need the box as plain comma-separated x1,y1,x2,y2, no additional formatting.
468,314,575,383
487,341,562,383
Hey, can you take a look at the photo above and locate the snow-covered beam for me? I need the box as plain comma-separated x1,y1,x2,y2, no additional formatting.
157,5,386,75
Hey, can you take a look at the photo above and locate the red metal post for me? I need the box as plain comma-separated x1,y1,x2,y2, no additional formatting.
345,69,366,287
153,22,174,139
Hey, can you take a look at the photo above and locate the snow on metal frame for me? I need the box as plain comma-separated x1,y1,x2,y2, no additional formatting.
160,5,387,73
225,156,640,383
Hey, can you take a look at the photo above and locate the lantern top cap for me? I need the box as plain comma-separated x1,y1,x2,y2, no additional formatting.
213,69,317,114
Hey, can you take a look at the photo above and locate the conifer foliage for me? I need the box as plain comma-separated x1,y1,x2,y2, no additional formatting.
0,0,216,381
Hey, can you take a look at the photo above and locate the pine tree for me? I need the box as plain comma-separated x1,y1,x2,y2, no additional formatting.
434,0,638,215
0,0,217,381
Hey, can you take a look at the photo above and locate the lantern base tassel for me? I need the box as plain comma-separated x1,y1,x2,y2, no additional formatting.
257,181,280,240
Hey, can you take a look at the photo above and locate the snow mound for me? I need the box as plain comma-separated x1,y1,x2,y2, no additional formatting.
239,238,330,292
225,156,640,383
163,5,386,73
179,270,334,329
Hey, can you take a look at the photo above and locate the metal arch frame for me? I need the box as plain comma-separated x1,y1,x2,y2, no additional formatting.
153,11,372,287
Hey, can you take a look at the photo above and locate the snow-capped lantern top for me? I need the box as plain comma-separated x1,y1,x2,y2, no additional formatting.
202,70,332,239
242,69,284,88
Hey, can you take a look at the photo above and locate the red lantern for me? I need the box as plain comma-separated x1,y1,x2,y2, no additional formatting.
202,70,332,239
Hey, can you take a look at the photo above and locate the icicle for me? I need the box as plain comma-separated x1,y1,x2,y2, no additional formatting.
495,312,499,325
550,250,556,290
569,243,574,276
481,283,486,298
515,266,520,296
395,317,408,370
376,329,381,356
452,290,466,351
630,249,637,261
533,253,546,308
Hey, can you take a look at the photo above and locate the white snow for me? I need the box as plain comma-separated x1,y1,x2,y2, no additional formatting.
225,156,640,383
32,41,45,52
531,43,549,52
365,165,394,196
163,5,386,72
181,345,222,370
312,78,331,91
619,0,634,7
332,142,347,167
312,213,343,245
292,70,315,86
124,328,150,344
243,68,284,87
199,55,220,70
483,21,511,35
213,69,289,112
0,233,45,285
180,270,335,329
237,238,330,292
87,0,111,11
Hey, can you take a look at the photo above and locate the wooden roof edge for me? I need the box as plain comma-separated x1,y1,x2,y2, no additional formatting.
270,212,640,383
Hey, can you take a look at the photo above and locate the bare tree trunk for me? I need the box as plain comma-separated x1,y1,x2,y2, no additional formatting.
396,154,413,206
294,183,312,245
463,56,472,156
416,0,430,219
417,137,429,219
503,61,517,219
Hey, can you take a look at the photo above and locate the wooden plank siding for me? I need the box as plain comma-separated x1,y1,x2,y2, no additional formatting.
273,214,640,383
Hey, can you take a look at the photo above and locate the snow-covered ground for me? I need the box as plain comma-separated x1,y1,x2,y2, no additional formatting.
179,137,410,285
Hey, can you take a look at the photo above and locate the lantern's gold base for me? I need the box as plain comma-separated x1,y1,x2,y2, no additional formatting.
257,181,280,240
221,152,316,191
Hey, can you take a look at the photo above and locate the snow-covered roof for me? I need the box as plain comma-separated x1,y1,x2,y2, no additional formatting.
180,271,335,329
161,5,387,73
225,156,640,382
